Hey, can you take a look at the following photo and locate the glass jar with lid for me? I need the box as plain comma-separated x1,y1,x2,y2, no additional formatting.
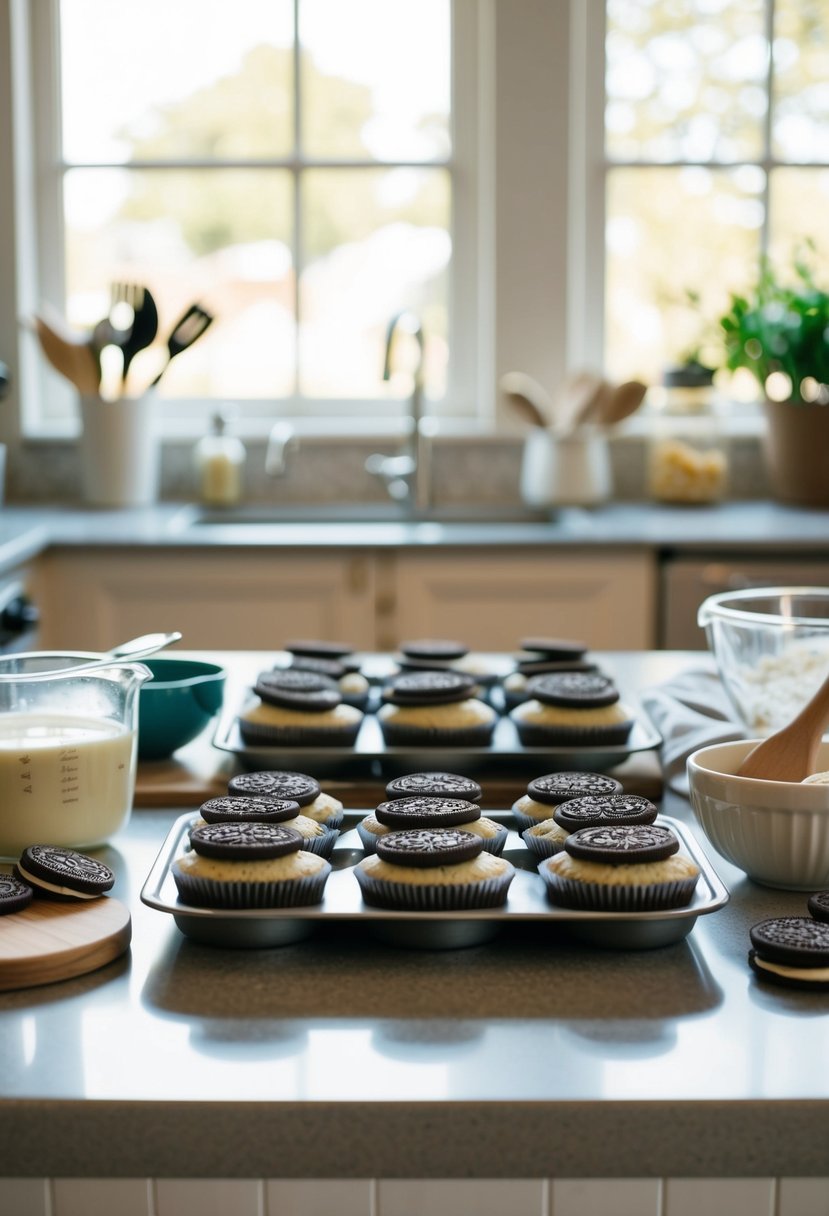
646,363,728,504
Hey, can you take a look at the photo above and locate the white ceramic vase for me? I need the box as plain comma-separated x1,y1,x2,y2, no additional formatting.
79,392,160,507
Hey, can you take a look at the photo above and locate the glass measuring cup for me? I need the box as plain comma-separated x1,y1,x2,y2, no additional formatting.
0,653,152,859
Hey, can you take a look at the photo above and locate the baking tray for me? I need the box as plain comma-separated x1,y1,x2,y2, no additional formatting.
141,814,728,951
211,691,662,779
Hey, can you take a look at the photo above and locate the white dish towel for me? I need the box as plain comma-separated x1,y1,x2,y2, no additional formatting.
640,668,745,796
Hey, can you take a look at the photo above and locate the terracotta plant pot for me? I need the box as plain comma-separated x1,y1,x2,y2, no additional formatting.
763,397,829,507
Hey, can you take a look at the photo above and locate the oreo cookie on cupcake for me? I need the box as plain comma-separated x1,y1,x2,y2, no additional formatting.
354,827,514,911
538,823,700,911
509,672,634,747
523,792,656,862
377,670,497,747
748,916,829,990
502,638,598,711
357,795,508,856
193,794,339,858
384,771,483,803
238,670,364,748
227,770,344,829
172,821,331,909
278,642,370,710
511,771,623,831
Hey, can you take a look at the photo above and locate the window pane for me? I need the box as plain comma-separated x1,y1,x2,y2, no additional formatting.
605,166,763,382
60,0,294,163
773,0,829,162
300,0,450,160
299,168,449,398
64,168,295,397
769,169,829,272
606,0,768,162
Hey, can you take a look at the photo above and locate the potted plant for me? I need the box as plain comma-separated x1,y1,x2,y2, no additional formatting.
718,249,829,506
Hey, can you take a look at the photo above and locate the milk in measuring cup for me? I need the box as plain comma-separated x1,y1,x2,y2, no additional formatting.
0,712,136,858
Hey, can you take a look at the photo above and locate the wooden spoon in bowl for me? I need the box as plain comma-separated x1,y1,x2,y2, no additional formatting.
736,670,829,781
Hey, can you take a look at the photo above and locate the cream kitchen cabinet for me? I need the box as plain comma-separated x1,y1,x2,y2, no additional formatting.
31,545,657,652
377,548,657,650
32,549,379,650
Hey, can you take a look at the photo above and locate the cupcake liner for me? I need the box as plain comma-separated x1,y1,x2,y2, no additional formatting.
511,807,557,832
239,718,362,748
356,819,382,852
480,823,509,856
354,864,514,911
537,863,699,911
315,808,344,831
298,825,339,859
378,721,495,748
513,719,633,748
172,860,332,909
522,826,568,860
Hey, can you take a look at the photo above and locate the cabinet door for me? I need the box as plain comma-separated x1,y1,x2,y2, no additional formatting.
383,549,656,650
34,549,377,650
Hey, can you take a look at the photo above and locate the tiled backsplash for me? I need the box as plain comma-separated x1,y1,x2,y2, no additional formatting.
6,432,770,505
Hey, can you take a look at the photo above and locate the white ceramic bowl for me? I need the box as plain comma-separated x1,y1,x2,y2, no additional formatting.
697,586,829,736
687,738,829,890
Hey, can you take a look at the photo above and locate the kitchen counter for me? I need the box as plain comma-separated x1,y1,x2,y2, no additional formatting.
0,499,828,574
1,651,827,1182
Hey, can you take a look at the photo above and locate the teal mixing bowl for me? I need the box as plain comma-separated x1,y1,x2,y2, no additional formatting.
137,658,226,760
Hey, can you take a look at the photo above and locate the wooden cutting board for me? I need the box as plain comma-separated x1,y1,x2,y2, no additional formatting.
0,896,131,992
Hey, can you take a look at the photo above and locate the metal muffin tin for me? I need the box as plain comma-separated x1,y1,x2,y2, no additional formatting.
141,814,728,951
212,660,663,778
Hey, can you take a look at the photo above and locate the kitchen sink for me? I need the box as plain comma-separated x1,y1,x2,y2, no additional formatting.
167,502,555,534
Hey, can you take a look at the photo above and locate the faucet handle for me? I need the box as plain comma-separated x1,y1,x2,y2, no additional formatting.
266,421,298,476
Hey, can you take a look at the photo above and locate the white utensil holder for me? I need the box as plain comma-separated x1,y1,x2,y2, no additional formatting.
79,393,160,507
520,427,612,508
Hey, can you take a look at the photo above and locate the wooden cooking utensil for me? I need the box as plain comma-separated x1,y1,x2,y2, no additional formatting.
736,671,829,781
32,314,100,396
599,379,648,427
0,896,131,992
499,371,551,428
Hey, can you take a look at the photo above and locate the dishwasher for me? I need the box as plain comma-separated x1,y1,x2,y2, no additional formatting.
659,555,829,648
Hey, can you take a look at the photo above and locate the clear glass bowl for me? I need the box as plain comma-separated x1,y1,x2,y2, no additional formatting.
698,586,829,736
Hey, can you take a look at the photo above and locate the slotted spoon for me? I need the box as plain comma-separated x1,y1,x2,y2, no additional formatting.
736,670,829,781
150,304,214,388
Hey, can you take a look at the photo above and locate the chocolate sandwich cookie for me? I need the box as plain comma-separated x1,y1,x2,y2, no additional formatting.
749,916,829,990
530,671,620,708
284,640,355,660
254,669,342,712
375,796,481,829
519,637,589,661
0,873,34,915
526,771,623,806
399,639,469,662
383,670,477,706
553,793,658,833
228,771,322,806
384,772,483,803
16,845,115,901
376,827,484,867
516,658,599,677
286,656,350,679
189,821,304,860
199,795,302,825
808,891,829,924
564,823,679,865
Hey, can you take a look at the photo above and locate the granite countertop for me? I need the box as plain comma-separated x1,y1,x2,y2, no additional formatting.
1,651,827,1181
0,499,828,573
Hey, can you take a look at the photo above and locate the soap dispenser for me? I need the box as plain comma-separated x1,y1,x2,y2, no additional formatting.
195,411,246,506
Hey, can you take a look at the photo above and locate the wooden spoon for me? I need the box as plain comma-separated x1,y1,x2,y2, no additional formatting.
736,671,829,781
32,314,100,395
599,380,647,427
499,371,550,428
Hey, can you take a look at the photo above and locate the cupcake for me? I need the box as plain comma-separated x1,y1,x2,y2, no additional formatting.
502,656,600,712
538,823,700,911
193,794,338,858
227,770,344,829
509,672,634,747
394,640,499,701
238,669,364,748
354,827,514,910
279,651,370,710
357,795,508,856
377,670,497,747
511,771,623,831
522,792,657,861
172,821,331,909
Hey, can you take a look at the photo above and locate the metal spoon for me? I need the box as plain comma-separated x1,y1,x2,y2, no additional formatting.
736,670,829,781
31,631,183,680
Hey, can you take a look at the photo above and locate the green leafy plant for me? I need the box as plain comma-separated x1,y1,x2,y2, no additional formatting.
718,249,829,403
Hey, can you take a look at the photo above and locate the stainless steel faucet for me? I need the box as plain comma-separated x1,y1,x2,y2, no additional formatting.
365,310,432,513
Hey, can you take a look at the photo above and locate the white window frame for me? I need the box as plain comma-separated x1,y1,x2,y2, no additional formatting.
0,0,583,447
